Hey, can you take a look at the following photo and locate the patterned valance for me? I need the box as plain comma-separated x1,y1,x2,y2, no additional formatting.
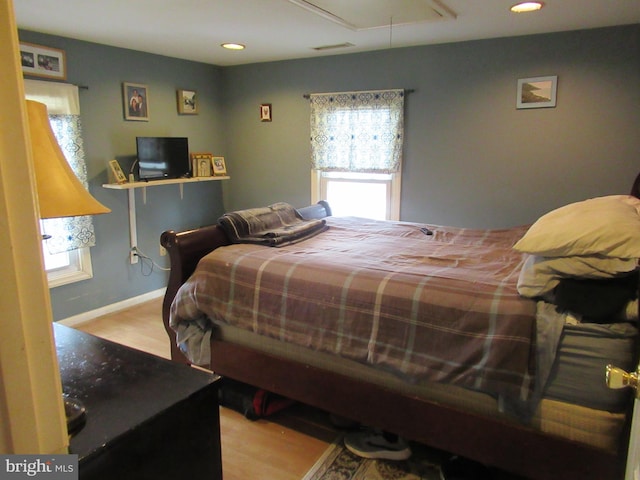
309,89,404,173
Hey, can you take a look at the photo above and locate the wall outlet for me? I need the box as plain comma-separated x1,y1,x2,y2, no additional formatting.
159,245,167,257
130,246,138,264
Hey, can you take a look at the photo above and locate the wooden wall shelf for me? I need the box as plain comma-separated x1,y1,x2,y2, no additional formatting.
102,176,229,190
102,176,229,264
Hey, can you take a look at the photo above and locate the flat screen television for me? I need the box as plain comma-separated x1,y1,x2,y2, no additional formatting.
136,137,190,180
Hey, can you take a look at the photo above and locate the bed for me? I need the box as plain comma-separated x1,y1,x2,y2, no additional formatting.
161,189,640,480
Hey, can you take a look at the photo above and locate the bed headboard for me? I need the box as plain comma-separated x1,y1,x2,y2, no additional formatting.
631,171,640,198
297,200,332,220
160,201,332,363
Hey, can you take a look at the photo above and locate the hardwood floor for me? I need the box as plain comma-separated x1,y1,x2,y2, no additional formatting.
72,297,337,480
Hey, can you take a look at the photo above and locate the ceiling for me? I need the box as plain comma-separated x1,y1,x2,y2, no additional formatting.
14,0,640,67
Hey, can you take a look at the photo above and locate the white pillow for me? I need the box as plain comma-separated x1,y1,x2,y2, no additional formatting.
517,254,638,298
513,195,640,258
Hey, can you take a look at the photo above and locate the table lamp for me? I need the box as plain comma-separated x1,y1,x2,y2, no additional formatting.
25,99,111,433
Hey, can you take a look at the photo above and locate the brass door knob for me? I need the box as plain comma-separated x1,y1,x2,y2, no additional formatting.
606,364,639,398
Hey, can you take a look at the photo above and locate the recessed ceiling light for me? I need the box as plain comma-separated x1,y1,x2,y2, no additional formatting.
221,43,246,51
510,2,544,13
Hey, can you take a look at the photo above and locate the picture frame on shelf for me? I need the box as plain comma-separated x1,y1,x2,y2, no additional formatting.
191,152,213,177
20,42,67,80
123,82,150,121
516,76,557,109
109,160,127,184
177,89,198,115
212,156,227,176
260,103,272,122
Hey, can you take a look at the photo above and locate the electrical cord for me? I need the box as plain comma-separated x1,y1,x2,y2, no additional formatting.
131,246,170,276
129,158,139,181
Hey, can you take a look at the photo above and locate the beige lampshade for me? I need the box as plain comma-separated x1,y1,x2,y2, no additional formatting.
25,100,110,219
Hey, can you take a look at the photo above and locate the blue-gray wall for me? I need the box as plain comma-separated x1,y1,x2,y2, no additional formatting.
19,25,640,320
221,25,640,228
19,30,227,320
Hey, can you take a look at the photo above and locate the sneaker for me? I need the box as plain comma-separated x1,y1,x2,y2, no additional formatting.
344,429,412,461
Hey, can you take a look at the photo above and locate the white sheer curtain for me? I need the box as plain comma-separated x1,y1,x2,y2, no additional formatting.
309,89,404,173
24,79,97,254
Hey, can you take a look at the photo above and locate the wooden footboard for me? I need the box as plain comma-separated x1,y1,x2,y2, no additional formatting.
209,340,625,480
161,224,230,363
160,202,629,480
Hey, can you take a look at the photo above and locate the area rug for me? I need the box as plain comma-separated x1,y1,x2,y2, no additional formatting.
302,435,444,480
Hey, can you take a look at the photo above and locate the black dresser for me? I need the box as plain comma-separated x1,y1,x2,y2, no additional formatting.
54,323,222,480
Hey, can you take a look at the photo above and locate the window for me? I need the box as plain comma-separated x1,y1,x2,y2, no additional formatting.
25,79,97,288
42,244,93,288
313,171,400,220
309,90,404,220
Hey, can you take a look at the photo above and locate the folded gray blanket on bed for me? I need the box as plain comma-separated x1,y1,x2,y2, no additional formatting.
218,202,328,247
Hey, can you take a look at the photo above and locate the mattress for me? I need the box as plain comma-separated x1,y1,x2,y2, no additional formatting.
544,320,637,411
211,317,636,452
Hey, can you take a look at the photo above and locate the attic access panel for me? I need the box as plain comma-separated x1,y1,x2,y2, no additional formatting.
289,0,456,30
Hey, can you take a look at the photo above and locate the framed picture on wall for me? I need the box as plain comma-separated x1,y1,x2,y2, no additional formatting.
516,76,557,109
123,82,150,121
177,89,198,114
260,103,272,122
20,42,67,80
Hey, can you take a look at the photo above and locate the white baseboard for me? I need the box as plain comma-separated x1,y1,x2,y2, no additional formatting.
58,288,166,327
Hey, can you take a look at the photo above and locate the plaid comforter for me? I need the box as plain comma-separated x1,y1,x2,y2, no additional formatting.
170,217,536,402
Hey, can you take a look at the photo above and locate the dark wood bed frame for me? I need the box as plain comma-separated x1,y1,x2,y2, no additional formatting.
161,200,632,480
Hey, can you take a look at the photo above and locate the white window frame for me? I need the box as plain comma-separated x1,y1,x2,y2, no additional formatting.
311,169,402,221
43,245,94,288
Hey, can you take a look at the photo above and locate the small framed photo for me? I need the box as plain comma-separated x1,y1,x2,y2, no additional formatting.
517,76,557,109
191,153,213,177
109,159,127,184
177,89,198,115
212,156,227,176
20,42,66,80
123,82,149,121
260,103,272,122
